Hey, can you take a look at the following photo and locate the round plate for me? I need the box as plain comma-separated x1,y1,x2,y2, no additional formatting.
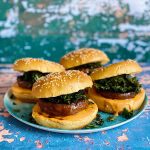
4,90,148,134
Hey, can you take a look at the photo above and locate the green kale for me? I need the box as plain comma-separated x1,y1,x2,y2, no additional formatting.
10,94,15,99
43,90,87,104
69,62,102,73
29,113,38,124
107,115,117,122
94,74,141,93
121,108,133,119
85,114,104,129
22,71,47,84
12,102,17,105
13,109,20,112
74,62,102,69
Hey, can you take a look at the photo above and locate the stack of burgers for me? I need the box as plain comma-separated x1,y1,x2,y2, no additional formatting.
11,48,145,130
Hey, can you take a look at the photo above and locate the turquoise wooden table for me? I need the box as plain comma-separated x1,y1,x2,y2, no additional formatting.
0,64,150,149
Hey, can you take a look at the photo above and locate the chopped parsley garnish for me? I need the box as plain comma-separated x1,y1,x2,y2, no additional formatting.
10,94,15,99
107,115,117,122
29,113,37,124
94,74,141,93
13,109,20,112
121,108,133,119
85,114,104,129
72,62,101,70
18,71,48,84
12,102,17,105
42,90,87,104
68,62,102,74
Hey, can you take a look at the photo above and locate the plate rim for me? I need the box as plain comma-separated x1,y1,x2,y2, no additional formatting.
4,90,148,134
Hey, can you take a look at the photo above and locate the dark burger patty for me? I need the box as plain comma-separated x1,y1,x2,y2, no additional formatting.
98,90,136,99
38,99,89,116
69,67,102,75
78,68,90,74
17,71,49,89
17,76,33,89
77,68,102,75
68,62,102,74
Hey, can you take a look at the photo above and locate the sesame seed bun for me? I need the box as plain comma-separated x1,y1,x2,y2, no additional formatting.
90,60,142,80
60,48,110,69
11,83,38,103
13,58,65,73
32,70,93,98
88,88,145,114
32,100,98,129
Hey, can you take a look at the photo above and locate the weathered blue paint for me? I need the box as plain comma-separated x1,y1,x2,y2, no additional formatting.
0,64,150,149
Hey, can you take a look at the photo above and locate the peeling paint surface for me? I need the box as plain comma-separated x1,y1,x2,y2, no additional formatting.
0,0,150,64
35,140,43,149
0,124,14,143
20,137,25,142
117,133,128,142
0,64,150,149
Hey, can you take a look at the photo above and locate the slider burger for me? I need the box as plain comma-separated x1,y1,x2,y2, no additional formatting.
11,58,65,103
60,48,109,74
88,59,145,115
32,70,98,129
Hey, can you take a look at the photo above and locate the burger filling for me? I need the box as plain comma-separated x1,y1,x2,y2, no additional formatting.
38,90,89,116
17,71,48,89
94,74,141,99
68,62,102,74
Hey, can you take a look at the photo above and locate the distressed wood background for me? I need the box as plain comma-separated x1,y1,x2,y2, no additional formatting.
0,0,150,63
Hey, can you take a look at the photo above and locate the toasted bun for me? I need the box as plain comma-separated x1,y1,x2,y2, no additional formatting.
32,100,98,129
60,48,110,69
11,83,38,103
32,70,93,98
13,58,65,73
90,59,142,80
88,88,145,114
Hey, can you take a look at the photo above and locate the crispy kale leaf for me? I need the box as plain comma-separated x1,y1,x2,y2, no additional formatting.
85,114,104,128
21,71,47,84
121,108,133,119
70,62,101,70
94,74,141,93
107,115,117,122
42,90,87,104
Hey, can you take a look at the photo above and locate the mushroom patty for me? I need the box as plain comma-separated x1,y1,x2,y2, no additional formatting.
38,99,89,116
38,89,89,116
17,71,48,89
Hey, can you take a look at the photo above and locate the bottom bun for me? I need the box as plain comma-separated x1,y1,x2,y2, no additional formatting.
88,88,145,115
11,83,38,103
32,100,98,130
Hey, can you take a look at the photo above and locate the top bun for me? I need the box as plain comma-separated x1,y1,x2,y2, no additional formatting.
13,58,65,73
32,70,93,98
90,59,142,80
60,48,110,69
